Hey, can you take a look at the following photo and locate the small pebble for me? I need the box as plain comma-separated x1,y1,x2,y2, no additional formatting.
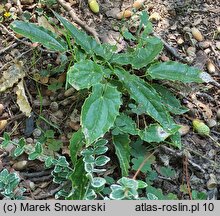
204,48,211,54
50,102,59,112
207,119,217,128
207,174,217,190
217,109,220,120
4,3,12,10
117,10,133,19
29,181,35,191
191,27,204,42
21,0,34,4
26,138,34,144
160,55,170,62
149,12,161,21
177,37,184,45
32,128,42,138
60,99,72,106
69,121,80,131
33,98,50,107
64,88,76,97
53,110,64,119
178,125,190,136
183,26,191,32
12,160,28,171
198,41,210,49
0,104,4,115
9,7,17,13
207,61,215,73
186,46,196,57
0,120,7,130
216,41,220,50
57,92,65,100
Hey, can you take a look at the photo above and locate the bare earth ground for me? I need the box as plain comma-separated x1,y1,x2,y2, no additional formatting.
0,0,220,199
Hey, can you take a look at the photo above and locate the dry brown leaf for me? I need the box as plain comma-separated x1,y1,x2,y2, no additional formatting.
191,93,213,119
38,16,56,33
16,80,32,117
0,61,25,92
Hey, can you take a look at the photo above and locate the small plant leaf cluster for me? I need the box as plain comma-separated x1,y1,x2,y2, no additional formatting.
0,169,25,200
6,11,206,200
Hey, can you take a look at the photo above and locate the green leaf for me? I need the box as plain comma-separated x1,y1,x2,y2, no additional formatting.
85,189,97,200
83,155,95,163
48,139,63,152
1,132,11,148
110,37,162,69
91,177,106,188
112,113,138,135
138,11,153,36
112,134,130,176
0,169,9,183
94,139,108,147
147,193,158,200
166,193,178,200
169,131,182,149
28,142,42,160
131,157,152,173
56,156,69,167
131,139,147,158
84,163,94,173
54,12,113,60
68,159,88,200
67,60,106,90
138,124,170,143
12,138,26,157
45,156,56,168
110,186,125,200
146,186,165,200
93,146,108,155
115,68,179,132
95,155,110,166
180,184,188,194
158,166,176,178
122,30,136,41
45,130,55,138
70,129,85,165
13,147,25,157
10,21,67,52
192,190,207,200
118,177,138,189
152,84,188,115
148,61,203,83
137,180,148,189
81,83,122,146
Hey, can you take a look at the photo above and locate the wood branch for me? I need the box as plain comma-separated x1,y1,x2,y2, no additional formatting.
57,0,100,43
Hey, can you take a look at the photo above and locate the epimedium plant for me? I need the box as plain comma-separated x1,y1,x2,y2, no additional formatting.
7,11,207,200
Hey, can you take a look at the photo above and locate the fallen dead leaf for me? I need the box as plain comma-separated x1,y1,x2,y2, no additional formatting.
16,80,32,117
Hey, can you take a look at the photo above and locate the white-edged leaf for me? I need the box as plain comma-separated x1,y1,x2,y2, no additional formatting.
91,177,106,188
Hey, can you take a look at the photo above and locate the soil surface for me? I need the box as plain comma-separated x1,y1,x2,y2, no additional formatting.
0,0,220,200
